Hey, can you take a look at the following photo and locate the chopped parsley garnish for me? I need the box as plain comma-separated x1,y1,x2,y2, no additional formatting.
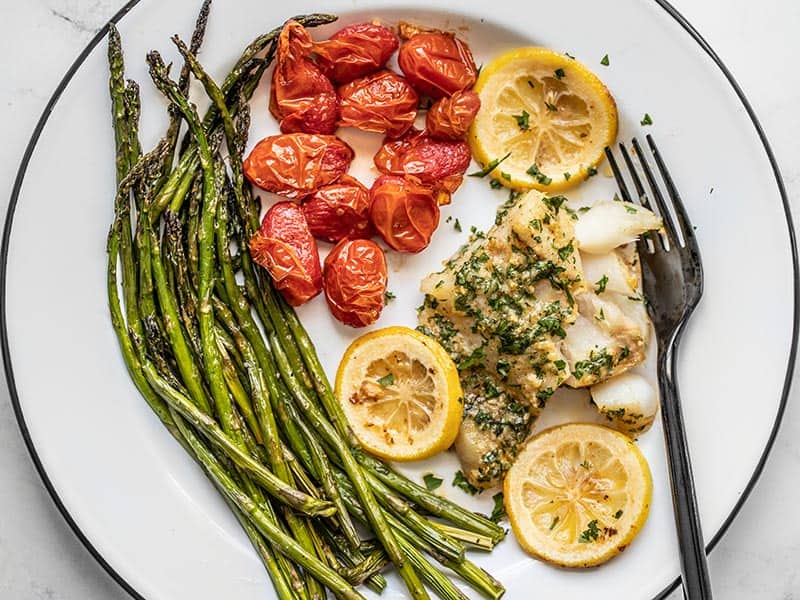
565,52,575,59
457,345,485,371
578,519,601,543
509,189,522,202
595,275,608,294
423,473,443,491
452,470,479,495
600,54,610,66
527,80,535,89
490,492,506,522
500,171,511,181
384,290,396,303
513,110,530,130
377,373,394,387
618,346,631,361
580,460,591,469
544,101,558,112
454,218,462,232
468,152,511,178
625,205,638,214
490,178,503,189
563,172,571,181
587,165,598,177
573,348,614,379
557,240,574,261
542,195,567,214
613,509,624,519
549,516,560,530
596,307,605,321
554,68,565,79
640,113,653,126
526,164,552,185
496,358,511,378
435,279,444,288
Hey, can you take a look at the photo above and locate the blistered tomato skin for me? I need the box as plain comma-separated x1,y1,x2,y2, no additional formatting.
249,202,323,306
323,239,388,327
270,21,338,134
337,71,419,138
373,128,472,199
369,175,441,253
314,23,399,84
398,32,478,98
426,89,481,140
302,175,374,243
243,134,354,200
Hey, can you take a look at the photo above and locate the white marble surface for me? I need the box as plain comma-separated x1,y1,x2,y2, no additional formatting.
0,1,798,598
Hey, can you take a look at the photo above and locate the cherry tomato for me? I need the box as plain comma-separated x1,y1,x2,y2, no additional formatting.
338,70,419,138
249,202,322,306
323,239,388,327
373,128,471,201
243,133,354,200
369,175,440,253
301,175,374,243
270,21,338,134
314,23,399,84
398,31,477,98
426,89,481,140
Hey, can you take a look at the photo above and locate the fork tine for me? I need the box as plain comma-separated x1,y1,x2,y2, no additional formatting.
631,137,680,247
604,147,633,204
618,143,650,209
617,142,661,251
646,135,695,247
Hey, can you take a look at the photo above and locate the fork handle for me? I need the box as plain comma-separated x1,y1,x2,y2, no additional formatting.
659,339,713,600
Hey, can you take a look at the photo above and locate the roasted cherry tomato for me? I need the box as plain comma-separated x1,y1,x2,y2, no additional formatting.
338,70,419,138
397,31,477,98
270,21,338,134
314,23,399,84
243,133,354,200
373,128,472,201
369,175,440,253
301,175,374,243
426,89,481,140
323,239,388,327
249,202,323,306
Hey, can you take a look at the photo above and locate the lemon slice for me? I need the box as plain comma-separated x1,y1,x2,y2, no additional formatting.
470,47,618,192
335,326,463,461
504,423,652,567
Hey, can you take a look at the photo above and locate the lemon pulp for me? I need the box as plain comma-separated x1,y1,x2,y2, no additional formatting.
335,326,463,461
505,423,652,567
470,47,618,192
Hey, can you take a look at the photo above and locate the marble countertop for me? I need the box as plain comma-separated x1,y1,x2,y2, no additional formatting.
1,1,798,598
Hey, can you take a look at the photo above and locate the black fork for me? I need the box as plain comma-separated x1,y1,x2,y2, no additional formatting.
605,135,712,600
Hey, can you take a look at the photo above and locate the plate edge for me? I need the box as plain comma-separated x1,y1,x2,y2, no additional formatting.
0,2,147,599
0,1,796,599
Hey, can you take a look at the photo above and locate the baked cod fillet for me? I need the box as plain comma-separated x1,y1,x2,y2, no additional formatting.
417,191,584,488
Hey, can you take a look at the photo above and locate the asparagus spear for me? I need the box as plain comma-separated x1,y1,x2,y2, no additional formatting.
172,412,364,600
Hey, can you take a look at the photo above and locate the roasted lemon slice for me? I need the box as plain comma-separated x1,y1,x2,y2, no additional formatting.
335,326,463,461
504,423,652,567
470,47,618,192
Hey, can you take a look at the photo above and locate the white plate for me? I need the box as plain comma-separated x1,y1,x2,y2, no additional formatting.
2,1,796,599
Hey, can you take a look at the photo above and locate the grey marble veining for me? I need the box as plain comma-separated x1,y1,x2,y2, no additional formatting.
1,1,798,598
